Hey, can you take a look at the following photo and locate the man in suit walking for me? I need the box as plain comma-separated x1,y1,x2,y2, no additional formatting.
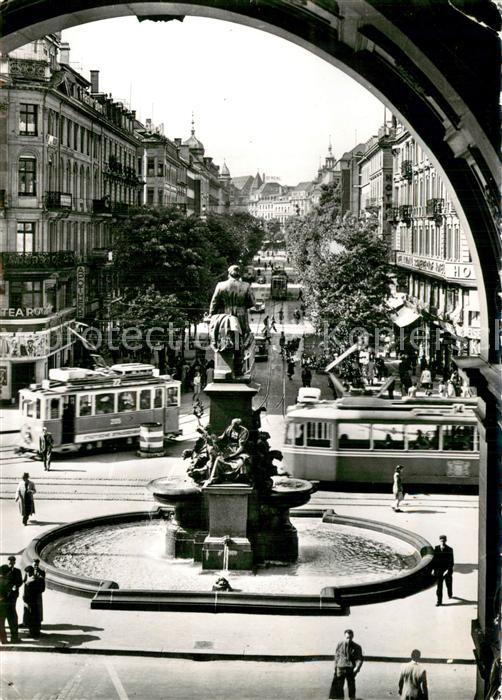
432,534,454,605
39,427,54,472
398,649,428,699
329,629,364,699
6,556,22,642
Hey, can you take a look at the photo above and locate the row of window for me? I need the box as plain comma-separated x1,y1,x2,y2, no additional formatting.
397,224,464,261
14,221,113,255
22,386,179,419
285,421,478,452
21,104,137,168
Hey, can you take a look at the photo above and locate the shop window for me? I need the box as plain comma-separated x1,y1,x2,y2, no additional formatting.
372,424,404,450
442,425,475,451
338,424,371,450
406,424,439,450
19,104,38,135
18,157,37,196
79,395,92,416
95,392,115,414
118,391,136,412
139,389,151,410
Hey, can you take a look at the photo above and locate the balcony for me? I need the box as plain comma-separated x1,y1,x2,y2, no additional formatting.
45,191,72,211
399,205,413,225
426,198,444,222
92,199,131,217
386,206,400,224
1,251,75,271
401,160,413,181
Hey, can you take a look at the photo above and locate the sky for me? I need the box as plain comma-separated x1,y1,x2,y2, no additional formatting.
64,16,386,184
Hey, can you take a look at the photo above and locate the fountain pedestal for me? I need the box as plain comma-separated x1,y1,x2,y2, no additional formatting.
202,484,253,570
203,382,258,434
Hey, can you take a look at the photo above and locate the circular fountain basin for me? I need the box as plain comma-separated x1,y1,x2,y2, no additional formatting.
24,508,434,607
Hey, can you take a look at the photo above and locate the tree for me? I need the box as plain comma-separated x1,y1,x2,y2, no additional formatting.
285,182,392,349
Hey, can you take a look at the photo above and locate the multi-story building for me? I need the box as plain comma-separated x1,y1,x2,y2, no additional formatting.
357,123,395,241
334,142,365,215
389,122,480,360
137,120,187,210
0,35,143,401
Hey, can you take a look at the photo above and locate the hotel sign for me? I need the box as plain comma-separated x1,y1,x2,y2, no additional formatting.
395,253,475,284
76,266,86,318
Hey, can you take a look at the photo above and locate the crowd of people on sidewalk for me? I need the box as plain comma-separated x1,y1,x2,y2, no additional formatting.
0,555,45,644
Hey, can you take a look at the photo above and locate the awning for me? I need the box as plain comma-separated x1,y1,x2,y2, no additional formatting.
391,306,421,327
387,293,406,311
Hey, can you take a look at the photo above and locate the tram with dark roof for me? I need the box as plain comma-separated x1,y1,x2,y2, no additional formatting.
270,266,288,301
283,396,479,486
17,364,181,456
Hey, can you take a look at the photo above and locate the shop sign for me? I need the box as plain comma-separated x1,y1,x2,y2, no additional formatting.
76,266,86,318
0,306,53,318
395,253,474,282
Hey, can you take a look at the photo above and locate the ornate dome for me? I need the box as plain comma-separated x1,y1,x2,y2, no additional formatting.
183,115,204,155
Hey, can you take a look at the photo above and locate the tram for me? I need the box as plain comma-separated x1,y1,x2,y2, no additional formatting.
283,396,479,486
17,363,181,456
270,266,288,301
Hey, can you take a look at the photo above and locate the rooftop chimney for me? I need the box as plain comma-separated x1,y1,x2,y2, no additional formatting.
59,42,70,65
90,70,99,93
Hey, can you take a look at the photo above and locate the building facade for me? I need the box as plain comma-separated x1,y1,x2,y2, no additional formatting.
388,123,480,360
0,35,143,401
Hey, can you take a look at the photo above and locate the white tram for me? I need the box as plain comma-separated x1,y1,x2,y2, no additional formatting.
18,363,181,455
283,396,479,486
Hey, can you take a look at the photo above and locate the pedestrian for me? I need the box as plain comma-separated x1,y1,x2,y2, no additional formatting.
438,380,447,397
0,565,11,644
5,556,22,642
398,649,428,699
301,366,312,388
287,358,295,380
298,288,303,301
193,371,202,400
420,366,433,395
329,629,364,699
15,472,36,526
446,379,456,397
279,331,286,350
32,559,45,624
293,308,301,324
262,315,269,330
392,465,405,512
278,308,284,324
22,565,45,639
270,316,277,332
407,383,417,398
432,535,454,605
39,427,54,471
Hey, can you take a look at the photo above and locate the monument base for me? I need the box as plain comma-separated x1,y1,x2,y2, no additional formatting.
202,536,253,571
165,522,194,559
203,382,259,433
202,484,253,570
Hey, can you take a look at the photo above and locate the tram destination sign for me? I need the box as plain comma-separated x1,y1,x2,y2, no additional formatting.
75,428,140,443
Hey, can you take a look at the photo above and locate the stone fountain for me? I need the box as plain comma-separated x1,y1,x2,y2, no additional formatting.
148,263,315,571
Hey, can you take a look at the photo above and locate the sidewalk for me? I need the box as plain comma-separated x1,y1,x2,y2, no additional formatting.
0,487,478,664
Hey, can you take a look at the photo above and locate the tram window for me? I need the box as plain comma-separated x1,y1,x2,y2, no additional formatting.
285,423,304,446
338,424,371,450
23,399,34,417
406,425,439,450
166,387,178,406
95,392,115,414
372,424,404,450
154,388,163,408
118,391,137,412
48,398,60,419
306,421,331,448
443,425,475,451
139,389,151,410
79,395,92,416
35,399,41,419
